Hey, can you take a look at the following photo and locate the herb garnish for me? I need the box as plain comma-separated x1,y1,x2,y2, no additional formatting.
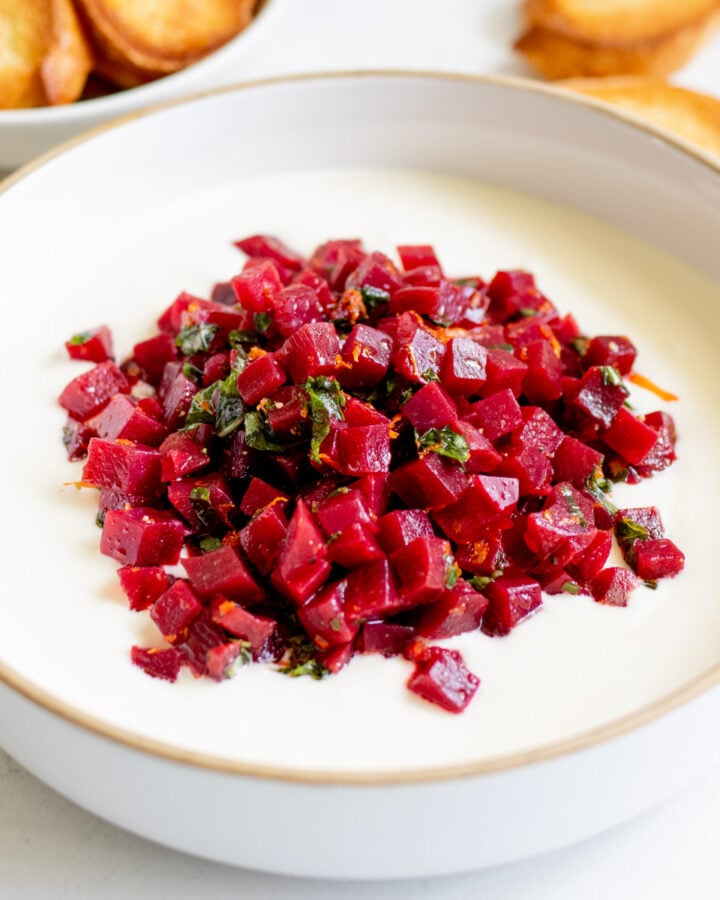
244,410,284,452
417,426,470,464
304,377,346,463
175,323,218,356
279,635,329,680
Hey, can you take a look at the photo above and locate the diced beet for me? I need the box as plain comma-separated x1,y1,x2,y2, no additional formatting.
452,420,502,473
573,366,630,428
590,567,639,606
615,506,665,562
602,408,659,465
239,477,288,517
391,313,445,383
82,438,162,505
584,335,637,374
521,338,564,403
343,396,392,427
433,475,519,543
179,612,228,677
511,406,564,458
406,646,479,713
354,472,391,517
378,509,434,554
336,425,392,475
62,417,94,461
338,324,392,390
281,322,341,383
167,472,235,532
497,444,553,497
156,291,205,334
131,333,178,386
131,646,182,682
479,348,528,398
391,536,453,606
553,435,604,488
150,579,203,644
86,394,169,447
210,597,282,660
117,565,170,611
346,251,403,294
397,244,440,270
239,503,288,574
181,544,264,605
234,234,305,272
524,483,597,566
271,500,330,605
635,411,677,476
470,388,523,441
439,337,487,396
159,430,211,481
389,284,444,318
388,454,469,510
401,382,458,433
318,641,355,674
59,360,130,420
265,385,308,439
454,530,505,575
412,581,489,639
65,325,114,363
275,283,326,337
161,370,198,429
236,353,287,405
486,269,544,322
206,642,246,680
633,539,685,580
344,558,405,626
360,620,415,656
315,489,374,536
230,259,283,312
297,579,357,649
481,575,543,636
567,529,612,583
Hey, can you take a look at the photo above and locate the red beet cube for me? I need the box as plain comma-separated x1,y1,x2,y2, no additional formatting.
573,366,630,428
339,325,393,391
167,472,235,532
179,612,229,677
511,406,564,457
265,385,308,439
635,411,677,476
525,483,597,565
344,558,405,626
206,642,247,680
159,430,211,481
497,445,553,497
161,370,199,429
210,598,281,660
567,529,612,583
236,353,287,405
59,360,130,420
553,435,604,488
413,582,489,639
397,244,441,270
470,388,523,441
455,530,505,575
452,421,502,473
343,396,392,427
117,565,170,611
238,477,288,517
274,284,326,337
239,503,288,574
316,489,375,536
235,234,305,272
584,335,637,375
231,259,284,312
65,325,114,363
521,338,564,403
402,382,458,433
602,407,659,465
131,333,178,386
378,509,434,554
83,438,162,505
633,539,685,580
86,394,169,447
433,475,519,543
439,337,488,396
391,536,453,606
282,322,340,382
388,453,469,510
336,424,392,475
406,646,479,713
271,500,331,605
151,579,203,643
391,313,445,383
131,646,183,682
181,544,264,605
360,620,415,656
479,348,528,398
486,269,543,322
590,567,639,606
481,575,543,636
297,579,357,649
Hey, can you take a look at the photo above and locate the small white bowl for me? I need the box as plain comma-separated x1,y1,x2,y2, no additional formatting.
0,0,283,171
1,72,720,879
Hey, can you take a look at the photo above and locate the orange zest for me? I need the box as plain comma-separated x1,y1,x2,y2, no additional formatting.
628,372,679,402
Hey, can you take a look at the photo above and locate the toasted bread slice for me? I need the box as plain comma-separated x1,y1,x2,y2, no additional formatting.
75,0,256,87
559,78,720,157
515,12,720,80
524,0,720,45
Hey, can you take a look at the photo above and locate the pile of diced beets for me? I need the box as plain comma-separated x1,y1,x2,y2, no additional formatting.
58,235,685,713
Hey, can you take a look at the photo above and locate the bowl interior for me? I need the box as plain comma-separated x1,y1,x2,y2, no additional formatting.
1,73,719,778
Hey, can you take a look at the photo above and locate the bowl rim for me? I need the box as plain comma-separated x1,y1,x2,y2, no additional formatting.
0,0,284,125
1,69,719,786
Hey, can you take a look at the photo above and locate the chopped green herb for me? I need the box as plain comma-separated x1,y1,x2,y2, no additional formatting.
182,362,204,382
244,410,284,452
189,485,211,502
185,381,220,427
600,365,623,387
253,312,272,334
569,336,589,356
421,368,440,382
304,376,346,463
330,616,342,633
68,331,92,345
215,372,245,438
453,277,480,288
586,470,618,516
228,329,255,347
278,635,329,680
519,307,537,318
558,483,588,529
417,426,470,464
644,580,658,590
199,536,223,552
487,343,514,352
616,517,650,544
175,323,218,356
189,485,214,527
360,285,390,310
561,582,581,595
467,569,503,591
445,560,461,589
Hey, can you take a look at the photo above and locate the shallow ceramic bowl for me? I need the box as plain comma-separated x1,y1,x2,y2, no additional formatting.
1,72,720,879
0,0,283,171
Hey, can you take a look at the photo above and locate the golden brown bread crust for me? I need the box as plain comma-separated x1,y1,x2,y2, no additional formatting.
523,0,720,45
558,77,720,157
515,12,720,80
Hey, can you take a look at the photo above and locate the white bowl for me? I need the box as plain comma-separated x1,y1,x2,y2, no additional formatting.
1,72,720,879
0,0,283,171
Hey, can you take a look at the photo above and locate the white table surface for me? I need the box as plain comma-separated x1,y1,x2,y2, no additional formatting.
4,2,720,896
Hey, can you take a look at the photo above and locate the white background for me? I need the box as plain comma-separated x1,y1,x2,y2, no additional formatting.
3,1,720,896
